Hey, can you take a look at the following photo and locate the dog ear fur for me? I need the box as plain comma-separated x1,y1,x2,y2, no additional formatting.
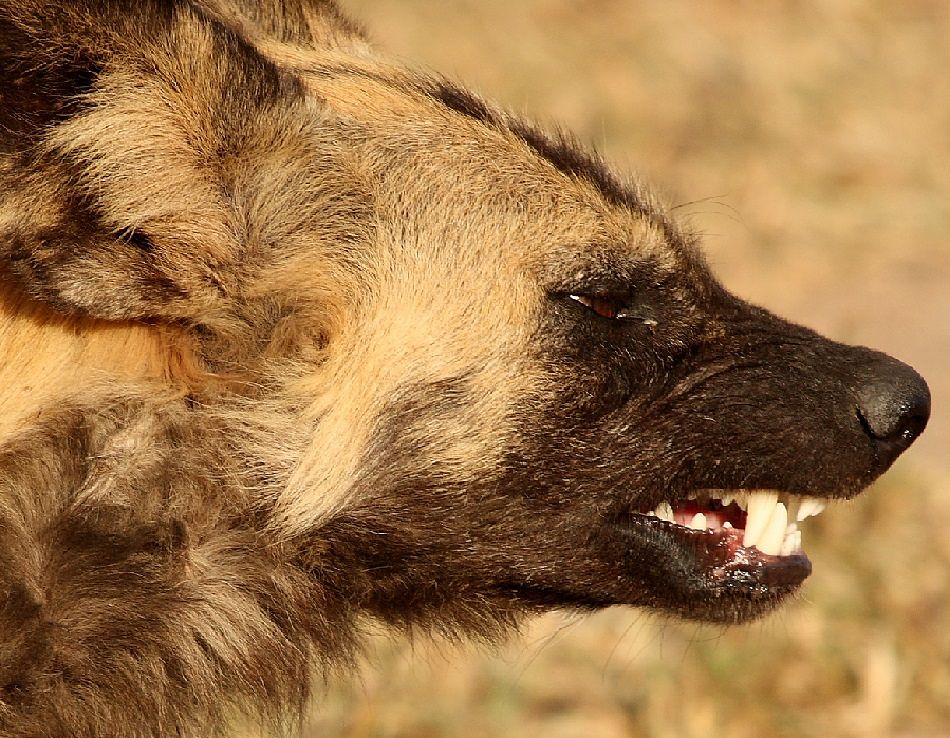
0,1,319,330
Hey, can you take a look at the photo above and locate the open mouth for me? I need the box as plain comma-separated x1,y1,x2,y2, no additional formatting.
643,490,827,557
616,490,831,593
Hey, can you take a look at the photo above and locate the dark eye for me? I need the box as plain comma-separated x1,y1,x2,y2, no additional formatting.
568,293,633,320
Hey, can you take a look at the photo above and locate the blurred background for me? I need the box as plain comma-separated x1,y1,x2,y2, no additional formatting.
307,1,950,736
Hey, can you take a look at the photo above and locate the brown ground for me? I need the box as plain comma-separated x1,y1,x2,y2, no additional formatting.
292,2,949,736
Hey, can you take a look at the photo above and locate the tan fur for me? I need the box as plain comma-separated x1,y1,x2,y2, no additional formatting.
0,286,203,443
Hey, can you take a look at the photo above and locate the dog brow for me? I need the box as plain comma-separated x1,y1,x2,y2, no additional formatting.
312,70,689,254
422,81,682,235
307,70,651,223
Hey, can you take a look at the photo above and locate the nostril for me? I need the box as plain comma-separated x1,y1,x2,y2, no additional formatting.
856,370,931,456
857,399,928,444
896,402,930,443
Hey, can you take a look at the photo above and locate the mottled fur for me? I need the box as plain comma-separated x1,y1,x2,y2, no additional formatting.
0,1,928,736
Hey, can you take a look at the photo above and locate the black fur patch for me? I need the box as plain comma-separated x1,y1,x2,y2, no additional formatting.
0,28,102,150
426,81,497,125
120,229,156,253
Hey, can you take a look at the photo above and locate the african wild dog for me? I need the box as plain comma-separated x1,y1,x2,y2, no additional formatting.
0,0,930,735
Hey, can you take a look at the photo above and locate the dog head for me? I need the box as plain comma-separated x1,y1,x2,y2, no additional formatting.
0,0,929,630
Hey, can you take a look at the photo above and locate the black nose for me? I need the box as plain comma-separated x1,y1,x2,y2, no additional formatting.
856,356,930,466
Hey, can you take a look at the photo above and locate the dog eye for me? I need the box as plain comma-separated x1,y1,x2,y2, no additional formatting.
568,293,633,320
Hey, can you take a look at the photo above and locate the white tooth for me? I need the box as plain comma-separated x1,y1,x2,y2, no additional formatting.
723,521,733,529
734,491,749,511
646,510,656,518
743,491,778,548
757,503,788,556
781,529,802,556
656,502,673,522
689,512,707,531
720,493,733,507
796,498,827,521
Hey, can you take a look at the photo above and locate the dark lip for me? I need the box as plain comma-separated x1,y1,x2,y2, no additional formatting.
607,514,813,592
698,527,812,589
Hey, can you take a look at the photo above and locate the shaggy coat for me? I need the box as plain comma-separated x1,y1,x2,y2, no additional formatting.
0,1,929,736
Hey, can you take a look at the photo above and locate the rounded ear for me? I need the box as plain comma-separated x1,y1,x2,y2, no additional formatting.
0,0,309,329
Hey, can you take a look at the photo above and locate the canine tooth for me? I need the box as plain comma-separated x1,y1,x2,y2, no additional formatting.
689,512,707,531
719,493,733,507
743,491,778,548
733,491,749,510
656,502,673,522
756,502,787,556
781,529,802,556
723,521,733,529
796,498,827,521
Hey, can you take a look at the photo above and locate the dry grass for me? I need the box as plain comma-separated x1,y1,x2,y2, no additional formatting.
291,2,949,736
